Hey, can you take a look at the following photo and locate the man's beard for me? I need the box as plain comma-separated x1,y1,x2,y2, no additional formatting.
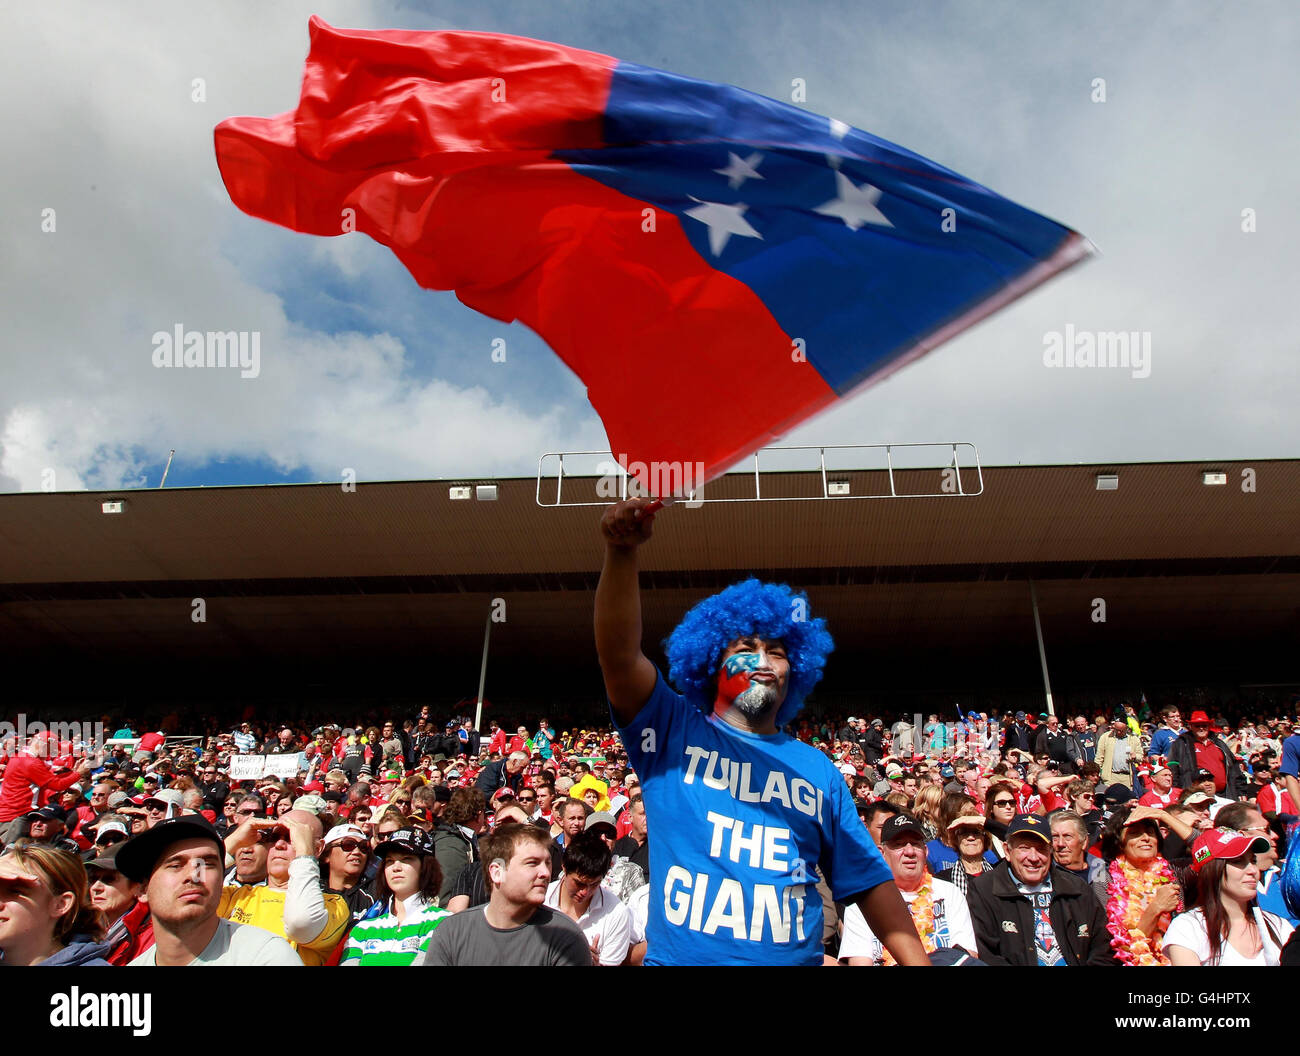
730,680,780,719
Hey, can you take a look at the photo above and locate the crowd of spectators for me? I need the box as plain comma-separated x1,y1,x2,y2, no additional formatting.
0,695,1296,966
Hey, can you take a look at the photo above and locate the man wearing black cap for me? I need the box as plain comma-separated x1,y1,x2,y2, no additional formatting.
966,815,1115,966
119,817,302,966
23,806,80,853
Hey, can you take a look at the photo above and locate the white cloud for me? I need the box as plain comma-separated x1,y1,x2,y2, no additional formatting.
2,2,1297,493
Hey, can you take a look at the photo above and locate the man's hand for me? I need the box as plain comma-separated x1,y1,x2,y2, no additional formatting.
282,815,317,858
600,497,658,550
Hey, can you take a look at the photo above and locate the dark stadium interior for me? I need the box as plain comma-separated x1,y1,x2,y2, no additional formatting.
3,460,1297,727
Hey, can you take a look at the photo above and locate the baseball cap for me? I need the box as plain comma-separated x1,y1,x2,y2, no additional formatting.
1190,829,1270,872
879,814,926,843
116,816,225,883
293,794,329,816
940,765,955,778
93,820,130,843
323,823,367,846
25,806,65,823
1194,768,1215,782
1181,791,1214,807
144,789,185,811
585,811,618,835
374,828,436,859
884,764,904,779
1014,711,1026,720
1005,814,1052,844
84,849,123,874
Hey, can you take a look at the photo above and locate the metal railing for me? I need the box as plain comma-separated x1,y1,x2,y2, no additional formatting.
536,441,984,506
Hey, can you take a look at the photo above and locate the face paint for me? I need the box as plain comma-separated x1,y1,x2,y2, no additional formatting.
716,651,779,719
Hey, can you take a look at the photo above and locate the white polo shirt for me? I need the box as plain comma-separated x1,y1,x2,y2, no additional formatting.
544,877,635,966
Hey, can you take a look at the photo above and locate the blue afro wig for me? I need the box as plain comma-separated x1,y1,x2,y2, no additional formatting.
663,578,833,729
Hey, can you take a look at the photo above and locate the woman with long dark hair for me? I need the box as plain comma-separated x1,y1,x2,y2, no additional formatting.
1163,829,1293,966
983,781,1018,858
339,829,450,966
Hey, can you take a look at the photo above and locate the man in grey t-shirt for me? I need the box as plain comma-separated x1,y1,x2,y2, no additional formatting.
117,816,301,967
421,823,589,966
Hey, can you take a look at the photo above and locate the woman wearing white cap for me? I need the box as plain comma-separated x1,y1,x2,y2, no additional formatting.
1163,828,1293,966
320,823,375,921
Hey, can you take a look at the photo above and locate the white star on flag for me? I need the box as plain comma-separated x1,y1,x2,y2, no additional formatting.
814,171,893,230
714,151,766,189
683,198,763,255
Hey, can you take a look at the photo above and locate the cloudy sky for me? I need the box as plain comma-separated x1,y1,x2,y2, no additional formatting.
3,0,1296,493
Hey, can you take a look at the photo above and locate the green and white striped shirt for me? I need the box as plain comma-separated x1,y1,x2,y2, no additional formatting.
339,895,452,966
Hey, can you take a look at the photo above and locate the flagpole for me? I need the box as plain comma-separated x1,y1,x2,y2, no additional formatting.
474,607,491,733
1028,579,1056,718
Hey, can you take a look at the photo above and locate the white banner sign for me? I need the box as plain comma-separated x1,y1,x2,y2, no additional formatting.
262,754,304,780
228,755,265,780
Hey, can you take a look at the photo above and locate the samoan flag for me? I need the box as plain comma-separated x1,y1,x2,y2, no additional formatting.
215,17,1091,490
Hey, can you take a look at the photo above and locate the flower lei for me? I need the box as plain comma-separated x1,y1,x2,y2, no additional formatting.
882,873,938,965
1107,856,1181,966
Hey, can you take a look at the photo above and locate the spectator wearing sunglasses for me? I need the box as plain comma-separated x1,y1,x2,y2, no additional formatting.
983,782,1018,858
321,823,375,921
219,811,350,965
144,789,185,828
86,847,155,965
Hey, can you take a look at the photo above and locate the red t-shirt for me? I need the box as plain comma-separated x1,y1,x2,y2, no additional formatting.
139,732,166,753
1039,789,1068,813
1138,789,1178,808
1193,742,1228,792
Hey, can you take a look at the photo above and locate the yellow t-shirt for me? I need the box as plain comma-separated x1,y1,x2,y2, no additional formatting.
219,883,350,966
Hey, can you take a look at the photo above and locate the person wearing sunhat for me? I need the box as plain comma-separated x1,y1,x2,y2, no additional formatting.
119,816,302,965
340,828,451,965
1163,828,1292,965
967,814,1116,966
1167,710,1247,801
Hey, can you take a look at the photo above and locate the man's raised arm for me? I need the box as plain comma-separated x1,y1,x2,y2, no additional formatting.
595,498,660,727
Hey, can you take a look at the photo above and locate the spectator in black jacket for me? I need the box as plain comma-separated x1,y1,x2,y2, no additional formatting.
966,815,1116,966
475,751,528,799
862,719,885,766
1034,714,1074,773
1166,711,1246,800
1005,712,1033,753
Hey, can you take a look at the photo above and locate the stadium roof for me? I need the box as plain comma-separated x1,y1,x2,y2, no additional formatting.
3,458,1298,712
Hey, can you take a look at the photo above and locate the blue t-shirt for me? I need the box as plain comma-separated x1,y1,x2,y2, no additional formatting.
616,670,893,965
1147,726,1177,760
926,839,997,874
1279,734,1300,779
